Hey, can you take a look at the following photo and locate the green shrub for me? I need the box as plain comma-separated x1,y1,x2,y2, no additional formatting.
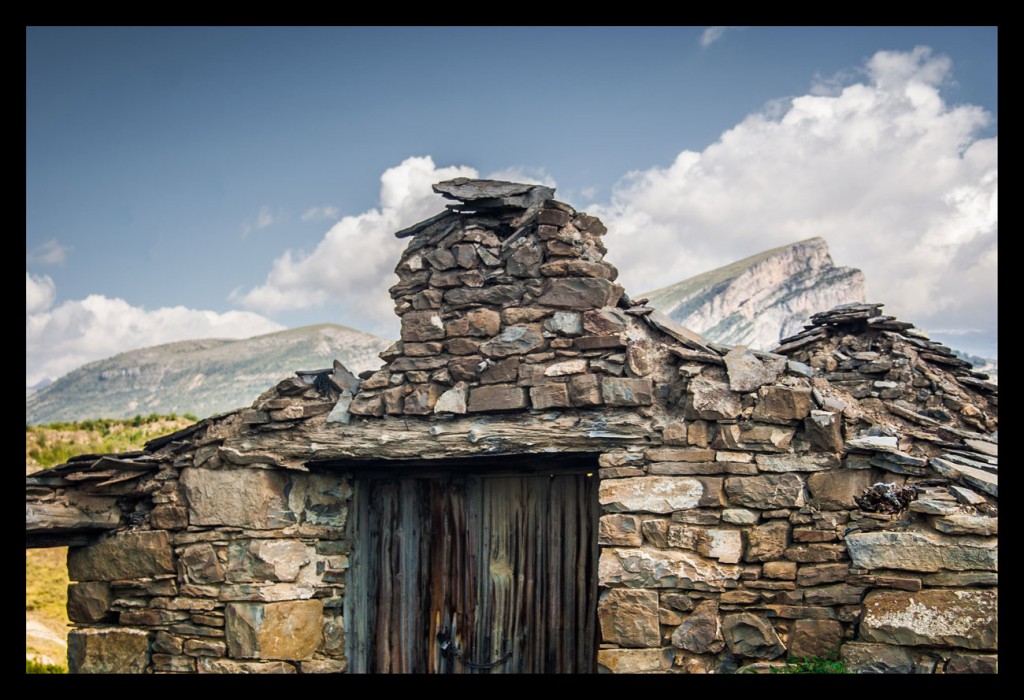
26,658,66,674
771,651,849,674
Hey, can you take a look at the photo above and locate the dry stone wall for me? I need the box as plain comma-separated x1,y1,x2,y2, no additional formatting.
25,181,996,674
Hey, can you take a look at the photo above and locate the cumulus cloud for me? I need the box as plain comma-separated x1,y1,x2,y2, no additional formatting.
28,239,71,266
700,26,731,48
301,206,341,222
590,46,996,348
26,280,284,388
26,272,56,315
234,156,478,335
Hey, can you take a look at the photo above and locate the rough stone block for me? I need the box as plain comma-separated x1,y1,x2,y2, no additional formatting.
568,374,603,406
480,325,545,357
807,469,887,511
599,514,643,546
724,347,783,392
598,589,660,647
751,385,813,423
725,474,805,509
601,377,654,406
721,613,785,659
846,530,998,572
599,548,742,589
599,476,703,513
597,648,672,673
745,520,790,562
683,378,742,420
66,581,112,623
839,642,914,673
400,310,445,341
182,467,292,529
467,384,528,412
197,658,297,673
530,383,570,409
225,600,324,661
538,277,622,309
68,530,175,581
179,542,224,584
225,539,315,584
860,589,996,650
68,628,149,674
670,599,722,653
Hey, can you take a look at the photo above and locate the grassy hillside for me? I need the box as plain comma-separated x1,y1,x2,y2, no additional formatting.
26,415,194,671
26,323,390,424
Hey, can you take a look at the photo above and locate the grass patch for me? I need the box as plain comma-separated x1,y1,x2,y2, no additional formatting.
26,659,66,674
771,652,849,674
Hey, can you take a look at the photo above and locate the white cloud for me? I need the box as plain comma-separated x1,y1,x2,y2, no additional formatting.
700,26,730,48
26,279,284,388
242,205,283,237
301,206,341,222
234,156,478,335
590,47,996,344
26,272,56,314
28,239,71,266
485,166,557,188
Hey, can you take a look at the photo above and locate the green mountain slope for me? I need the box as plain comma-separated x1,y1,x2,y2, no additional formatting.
26,323,391,424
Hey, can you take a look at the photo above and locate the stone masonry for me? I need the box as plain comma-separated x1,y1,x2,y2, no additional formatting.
26,181,996,674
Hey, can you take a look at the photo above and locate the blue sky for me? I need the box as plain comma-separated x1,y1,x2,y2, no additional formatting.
26,27,998,387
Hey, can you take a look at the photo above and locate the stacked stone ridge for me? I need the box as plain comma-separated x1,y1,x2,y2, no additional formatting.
25,181,996,675
347,177,671,418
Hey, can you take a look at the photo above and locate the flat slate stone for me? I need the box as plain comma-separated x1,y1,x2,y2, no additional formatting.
432,178,555,209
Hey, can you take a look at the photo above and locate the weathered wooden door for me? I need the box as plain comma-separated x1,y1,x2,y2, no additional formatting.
346,460,598,673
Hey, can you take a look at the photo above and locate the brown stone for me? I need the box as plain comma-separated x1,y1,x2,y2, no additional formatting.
626,339,654,376
182,467,294,529
225,600,323,660
804,410,843,452
688,420,710,447
803,584,865,606
503,307,552,324
840,642,914,673
599,547,742,589
783,544,848,563
480,325,545,357
599,514,643,546
381,385,408,414
861,589,997,650
403,383,443,414
568,374,603,406
763,561,797,580
443,337,482,355
197,658,297,673
683,378,742,420
67,581,112,623
671,599,722,653
601,377,654,406
946,653,998,674
348,393,384,416
447,356,481,381
599,589,661,648
751,386,813,423
725,474,805,509
597,648,672,673
180,542,225,584
68,628,149,673
796,563,849,587
541,259,614,279
599,476,704,513
445,308,502,337
530,383,570,409
575,334,626,350
538,277,622,309
467,384,528,412
507,240,543,277
444,285,524,307
745,520,790,563
845,529,998,572
400,310,445,341
477,356,520,382
755,454,840,472
402,341,443,357
721,613,785,659
68,530,176,581
789,619,844,659
713,423,794,452
807,469,886,511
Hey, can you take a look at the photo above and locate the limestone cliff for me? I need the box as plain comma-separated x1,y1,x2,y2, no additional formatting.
643,238,864,350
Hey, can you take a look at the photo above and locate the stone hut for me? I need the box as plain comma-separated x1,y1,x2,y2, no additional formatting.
25,179,997,674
